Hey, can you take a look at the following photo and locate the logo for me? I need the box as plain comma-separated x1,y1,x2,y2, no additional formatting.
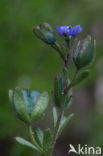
68,144,101,155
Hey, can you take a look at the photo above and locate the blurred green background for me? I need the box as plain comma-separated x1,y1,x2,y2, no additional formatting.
0,0,103,155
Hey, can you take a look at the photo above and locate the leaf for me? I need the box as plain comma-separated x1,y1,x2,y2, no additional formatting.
53,76,65,107
69,70,90,89
9,89,18,116
9,89,13,106
43,129,51,150
13,87,31,124
31,92,49,121
65,89,72,109
15,137,40,152
34,127,44,147
58,114,74,135
53,107,58,128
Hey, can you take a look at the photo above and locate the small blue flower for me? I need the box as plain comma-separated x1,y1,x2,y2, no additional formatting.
56,25,82,37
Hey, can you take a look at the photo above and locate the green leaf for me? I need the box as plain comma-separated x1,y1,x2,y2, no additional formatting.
31,92,49,121
58,114,74,135
53,76,65,107
9,89,18,116
15,137,40,152
53,107,58,128
13,87,31,124
9,89,14,106
43,129,51,150
69,70,90,89
34,127,44,147
65,89,72,109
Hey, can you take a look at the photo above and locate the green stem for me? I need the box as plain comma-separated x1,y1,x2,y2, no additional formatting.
51,42,65,61
48,95,66,156
47,112,63,156
47,70,79,156
47,44,77,156
51,110,64,147
65,69,79,94
72,69,79,82
29,125,43,154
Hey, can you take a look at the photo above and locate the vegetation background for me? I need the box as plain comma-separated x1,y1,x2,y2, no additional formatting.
0,0,103,155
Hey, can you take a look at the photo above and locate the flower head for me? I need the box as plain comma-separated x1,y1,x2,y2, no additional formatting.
56,25,82,37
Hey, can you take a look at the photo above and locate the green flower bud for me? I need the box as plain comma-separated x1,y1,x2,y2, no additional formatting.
72,36,95,69
9,87,49,124
53,76,72,108
33,22,56,45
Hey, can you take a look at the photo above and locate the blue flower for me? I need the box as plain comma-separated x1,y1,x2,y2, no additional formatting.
56,25,82,37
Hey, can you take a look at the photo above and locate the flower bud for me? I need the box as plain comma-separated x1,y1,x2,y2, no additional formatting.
9,87,49,124
33,22,56,45
72,36,95,69
53,76,72,108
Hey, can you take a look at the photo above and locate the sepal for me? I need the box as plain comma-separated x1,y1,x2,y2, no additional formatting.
73,36,95,69
31,92,49,121
33,22,56,45
53,76,72,108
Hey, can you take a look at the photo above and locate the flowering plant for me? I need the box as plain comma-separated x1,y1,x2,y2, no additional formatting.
9,22,96,156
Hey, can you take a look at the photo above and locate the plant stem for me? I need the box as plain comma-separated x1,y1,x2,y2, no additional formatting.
47,94,67,156
29,125,43,154
51,42,65,61
72,69,79,82
51,110,64,147
47,70,78,156
47,112,63,156
47,42,77,156
65,69,79,93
